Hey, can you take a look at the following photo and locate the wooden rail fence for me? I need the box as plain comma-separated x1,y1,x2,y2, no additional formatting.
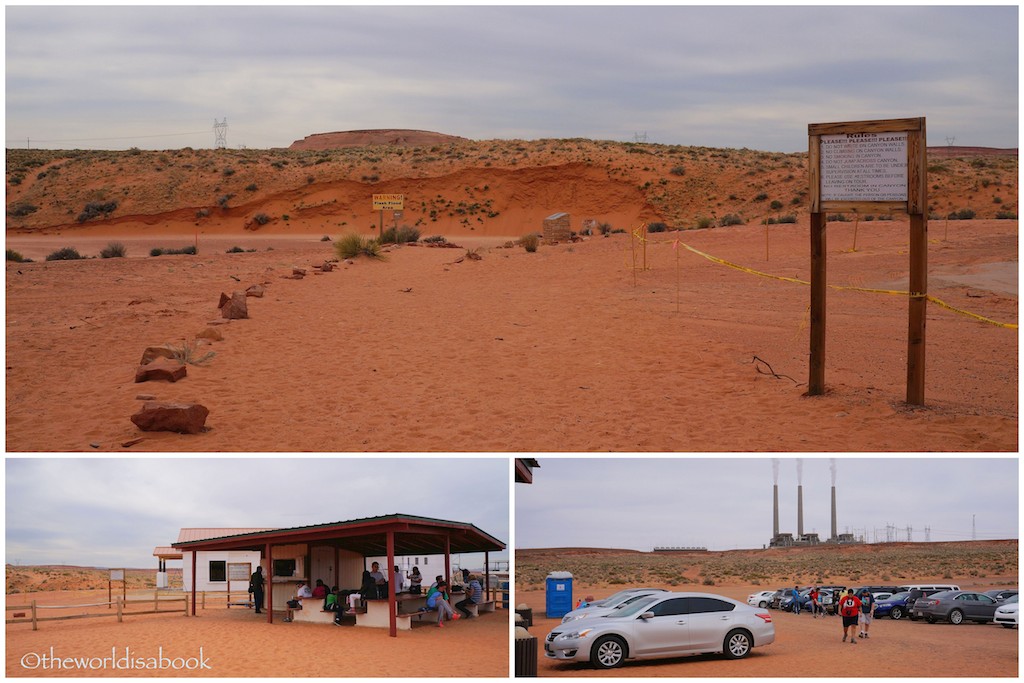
6,590,256,630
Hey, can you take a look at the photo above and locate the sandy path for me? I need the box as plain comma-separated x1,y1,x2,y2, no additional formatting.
5,219,1016,452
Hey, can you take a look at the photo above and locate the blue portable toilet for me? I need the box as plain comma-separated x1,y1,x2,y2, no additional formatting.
545,571,574,618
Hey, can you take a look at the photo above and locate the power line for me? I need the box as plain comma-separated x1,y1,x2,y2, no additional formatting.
6,130,210,145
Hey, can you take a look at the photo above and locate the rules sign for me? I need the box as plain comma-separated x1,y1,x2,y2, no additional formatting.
372,194,404,211
820,132,908,202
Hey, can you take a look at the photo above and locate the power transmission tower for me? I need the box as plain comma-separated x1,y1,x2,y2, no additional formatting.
925,526,931,542
906,525,913,542
946,136,956,147
633,131,648,143
972,514,976,540
214,118,228,148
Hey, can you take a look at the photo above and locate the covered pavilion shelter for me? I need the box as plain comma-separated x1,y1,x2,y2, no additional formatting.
172,513,505,636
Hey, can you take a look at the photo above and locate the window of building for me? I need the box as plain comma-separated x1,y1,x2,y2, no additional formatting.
209,561,226,582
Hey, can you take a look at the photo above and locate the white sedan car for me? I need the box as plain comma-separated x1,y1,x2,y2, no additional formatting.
545,592,775,669
994,594,1018,628
561,589,665,624
747,590,776,608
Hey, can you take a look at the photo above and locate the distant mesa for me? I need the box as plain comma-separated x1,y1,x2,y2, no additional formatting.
289,129,468,150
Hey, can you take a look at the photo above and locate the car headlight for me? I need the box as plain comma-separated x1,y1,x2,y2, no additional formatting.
556,628,592,641
561,613,586,623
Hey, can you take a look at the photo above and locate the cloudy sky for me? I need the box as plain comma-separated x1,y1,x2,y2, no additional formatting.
5,5,1018,152
6,457,509,568
516,457,1019,551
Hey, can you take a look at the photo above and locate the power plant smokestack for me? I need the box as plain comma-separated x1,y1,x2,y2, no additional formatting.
773,484,780,537
831,485,838,541
797,484,804,538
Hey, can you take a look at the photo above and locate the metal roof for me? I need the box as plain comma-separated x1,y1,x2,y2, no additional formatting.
176,527,274,543
171,513,505,557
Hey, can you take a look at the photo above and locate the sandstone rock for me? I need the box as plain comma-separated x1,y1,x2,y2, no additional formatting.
121,437,146,448
219,291,248,319
135,357,187,383
320,262,334,272
130,402,209,434
292,267,307,277
140,346,176,365
196,327,224,342
218,292,230,308
245,284,265,298
135,394,157,401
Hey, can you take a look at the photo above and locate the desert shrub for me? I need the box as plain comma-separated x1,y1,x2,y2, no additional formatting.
226,246,246,253
6,248,25,262
948,208,976,220
320,235,331,242
8,202,38,217
245,183,258,192
996,210,1018,219
168,339,216,366
702,578,716,586
769,200,784,211
333,234,386,261
777,214,797,224
77,200,118,223
423,235,447,244
719,214,744,226
598,222,613,235
45,247,84,261
217,194,234,209
150,245,197,257
827,213,851,222
646,222,668,233
252,213,271,226
669,165,685,176
222,167,235,176
8,174,23,186
99,242,127,258
695,216,714,229
195,208,210,219
520,233,540,253
380,225,421,244
754,192,768,202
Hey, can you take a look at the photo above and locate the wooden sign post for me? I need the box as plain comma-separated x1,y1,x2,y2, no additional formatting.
808,117,928,404
109,568,126,608
372,194,404,242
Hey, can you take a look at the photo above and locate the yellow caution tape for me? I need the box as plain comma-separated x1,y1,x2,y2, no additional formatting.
672,241,1017,330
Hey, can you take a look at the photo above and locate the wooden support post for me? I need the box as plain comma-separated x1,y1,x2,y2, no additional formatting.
117,597,123,623
31,600,37,631
387,531,397,638
808,212,827,394
907,213,928,404
190,551,197,617
266,544,273,624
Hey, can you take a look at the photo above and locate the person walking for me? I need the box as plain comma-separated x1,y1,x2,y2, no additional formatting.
858,590,876,638
249,566,266,614
838,589,862,644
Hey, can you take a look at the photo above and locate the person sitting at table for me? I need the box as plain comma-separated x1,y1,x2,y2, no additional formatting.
312,579,328,599
296,582,313,598
409,566,423,594
370,562,388,599
427,580,459,627
456,573,483,618
325,586,340,612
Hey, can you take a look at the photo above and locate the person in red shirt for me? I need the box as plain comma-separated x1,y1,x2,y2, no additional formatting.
838,589,862,644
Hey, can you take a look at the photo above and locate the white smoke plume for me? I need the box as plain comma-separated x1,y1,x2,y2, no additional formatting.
830,458,837,486
796,458,803,484
772,459,780,484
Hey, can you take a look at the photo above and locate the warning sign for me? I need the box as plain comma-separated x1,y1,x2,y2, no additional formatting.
372,194,404,211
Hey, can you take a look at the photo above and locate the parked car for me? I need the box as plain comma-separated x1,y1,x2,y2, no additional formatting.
982,589,1018,603
912,590,1000,625
993,594,1018,629
899,583,961,593
874,591,913,620
588,587,669,608
905,587,956,619
780,588,810,612
769,588,789,609
562,589,666,624
544,592,775,669
747,590,776,608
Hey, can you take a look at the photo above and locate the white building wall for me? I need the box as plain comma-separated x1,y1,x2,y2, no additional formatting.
181,550,263,592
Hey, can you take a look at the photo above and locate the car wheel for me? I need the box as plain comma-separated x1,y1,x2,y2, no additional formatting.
1001,623,1016,629
948,609,964,625
759,601,768,608
926,617,935,624
723,629,753,659
890,606,904,620
591,635,627,669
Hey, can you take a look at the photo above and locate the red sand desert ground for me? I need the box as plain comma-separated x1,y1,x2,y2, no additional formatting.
5,135,1017,452
514,542,1018,677
6,587,508,677
6,217,1017,452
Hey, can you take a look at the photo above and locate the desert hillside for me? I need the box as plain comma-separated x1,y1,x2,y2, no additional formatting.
516,540,1018,589
5,132,1017,239
5,565,182,594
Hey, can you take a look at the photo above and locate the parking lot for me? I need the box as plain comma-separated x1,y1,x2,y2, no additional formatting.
516,585,1018,677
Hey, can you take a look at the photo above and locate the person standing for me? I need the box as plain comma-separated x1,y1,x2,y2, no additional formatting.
790,585,802,615
858,590,875,638
838,589,862,644
249,566,266,614
409,566,423,595
809,586,820,618
369,561,388,599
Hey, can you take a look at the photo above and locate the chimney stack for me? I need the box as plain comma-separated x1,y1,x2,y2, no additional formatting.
773,484,779,538
831,485,838,540
797,484,804,538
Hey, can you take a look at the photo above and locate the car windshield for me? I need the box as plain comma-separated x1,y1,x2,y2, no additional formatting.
1004,594,1019,604
605,595,659,619
887,592,911,601
929,591,955,600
